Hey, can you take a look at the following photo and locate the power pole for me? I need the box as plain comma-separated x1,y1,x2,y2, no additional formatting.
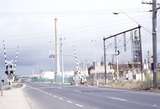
147,50,151,69
60,37,64,84
114,37,119,80
103,38,107,84
152,0,158,88
142,0,159,88
54,18,60,83
138,26,143,81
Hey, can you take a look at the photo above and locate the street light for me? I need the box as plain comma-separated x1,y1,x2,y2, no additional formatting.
112,11,152,34
112,12,140,26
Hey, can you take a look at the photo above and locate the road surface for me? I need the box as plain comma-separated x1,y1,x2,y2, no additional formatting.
23,82,160,109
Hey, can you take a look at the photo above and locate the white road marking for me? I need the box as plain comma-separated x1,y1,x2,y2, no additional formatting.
107,96,127,102
66,100,72,104
106,95,160,108
102,87,160,96
75,103,84,108
152,104,158,107
59,97,64,100
53,95,57,98
26,85,85,108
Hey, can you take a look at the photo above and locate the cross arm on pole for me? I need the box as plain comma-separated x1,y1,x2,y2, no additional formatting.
149,6,160,12
142,1,160,5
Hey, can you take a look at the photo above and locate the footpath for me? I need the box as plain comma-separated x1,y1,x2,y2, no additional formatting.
0,87,31,109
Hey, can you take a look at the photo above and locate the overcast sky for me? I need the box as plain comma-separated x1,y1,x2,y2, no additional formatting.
0,0,160,75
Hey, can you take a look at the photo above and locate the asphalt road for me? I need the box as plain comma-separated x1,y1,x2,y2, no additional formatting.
23,82,160,109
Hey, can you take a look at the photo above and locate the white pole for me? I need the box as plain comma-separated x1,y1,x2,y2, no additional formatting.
54,18,60,83
60,38,64,84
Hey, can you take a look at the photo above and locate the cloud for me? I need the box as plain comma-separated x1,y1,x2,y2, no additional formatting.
0,0,157,74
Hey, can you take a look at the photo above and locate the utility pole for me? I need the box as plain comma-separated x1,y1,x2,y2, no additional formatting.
147,50,151,69
54,18,60,83
138,26,143,81
114,37,119,80
60,37,64,84
103,38,107,84
152,0,158,88
142,0,159,88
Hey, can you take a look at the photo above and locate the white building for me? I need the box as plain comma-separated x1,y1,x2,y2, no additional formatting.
41,71,55,79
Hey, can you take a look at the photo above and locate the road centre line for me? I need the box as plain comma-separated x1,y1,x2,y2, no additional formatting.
66,100,73,104
106,95,160,108
75,103,84,108
107,96,127,102
59,97,64,100
152,104,159,108
26,85,84,108
103,87,160,96
53,95,57,98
